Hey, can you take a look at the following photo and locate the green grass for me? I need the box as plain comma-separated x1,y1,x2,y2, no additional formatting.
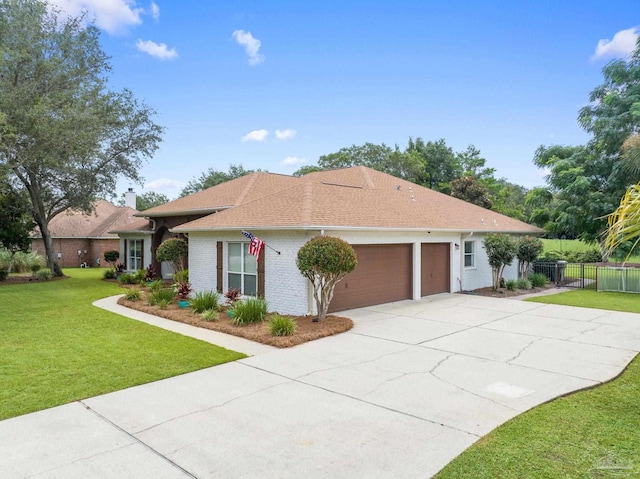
0,268,245,420
436,289,640,477
541,238,594,253
542,238,640,263
436,357,640,477
526,288,640,313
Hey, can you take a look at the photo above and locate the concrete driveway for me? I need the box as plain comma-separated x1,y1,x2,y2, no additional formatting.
2,294,640,478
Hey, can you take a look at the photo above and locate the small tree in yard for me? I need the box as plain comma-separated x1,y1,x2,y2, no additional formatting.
296,236,357,321
104,250,119,270
483,233,518,290
516,236,544,279
156,238,188,277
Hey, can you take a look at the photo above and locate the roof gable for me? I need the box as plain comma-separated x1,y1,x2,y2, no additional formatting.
138,172,300,217
31,200,139,238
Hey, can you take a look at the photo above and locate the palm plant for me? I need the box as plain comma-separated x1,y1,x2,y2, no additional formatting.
605,183,640,261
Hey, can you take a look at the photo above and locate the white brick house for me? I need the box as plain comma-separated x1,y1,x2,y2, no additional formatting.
138,166,542,315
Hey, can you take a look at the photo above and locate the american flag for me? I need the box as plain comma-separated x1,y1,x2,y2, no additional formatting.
249,237,264,259
242,231,264,259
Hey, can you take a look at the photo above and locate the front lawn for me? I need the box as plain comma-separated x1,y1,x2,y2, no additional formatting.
0,268,245,420
526,288,640,313
436,289,640,477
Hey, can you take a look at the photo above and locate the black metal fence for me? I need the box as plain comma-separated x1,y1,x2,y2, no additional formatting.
532,261,640,293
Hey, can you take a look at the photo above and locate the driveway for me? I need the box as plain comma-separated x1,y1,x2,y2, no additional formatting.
2,294,640,478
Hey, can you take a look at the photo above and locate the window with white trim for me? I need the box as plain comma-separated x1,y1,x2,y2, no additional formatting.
464,241,475,268
228,242,257,296
128,239,143,271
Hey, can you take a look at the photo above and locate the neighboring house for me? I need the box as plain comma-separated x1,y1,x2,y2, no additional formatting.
30,199,139,268
113,166,542,315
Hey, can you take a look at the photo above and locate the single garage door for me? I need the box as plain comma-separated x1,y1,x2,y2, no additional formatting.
421,243,450,296
329,244,413,312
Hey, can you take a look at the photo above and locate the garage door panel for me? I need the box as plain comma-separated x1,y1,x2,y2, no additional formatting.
421,243,450,296
329,244,412,313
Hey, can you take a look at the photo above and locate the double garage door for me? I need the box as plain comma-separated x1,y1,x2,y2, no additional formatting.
329,243,450,313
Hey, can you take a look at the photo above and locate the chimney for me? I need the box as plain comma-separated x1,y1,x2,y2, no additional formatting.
124,187,137,210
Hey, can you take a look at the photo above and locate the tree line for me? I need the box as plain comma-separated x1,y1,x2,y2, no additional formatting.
3,0,640,276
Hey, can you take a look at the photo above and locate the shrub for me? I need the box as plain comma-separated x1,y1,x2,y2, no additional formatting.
269,315,296,336
516,236,544,279
483,234,518,291
201,309,218,322
539,249,601,263
118,272,137,285
576,249,602,263
529,273,548,287
103,268,117,280
539,251,563,262
0,250,10,270
230,297,268,325
173,268,188,283
191,291,220,313
157,299,171,309
176,281,192,300
296,236,357,321
148,288,175,306
104,250,119,269
224,287,242,306
36,269,52,280
148,279,164,292
124,288,141,301
134,269,146,283
12,251,45,273
156,238,188,276
505,279,517,291
144,264,157,282
0,269,8,281
516,278,532,290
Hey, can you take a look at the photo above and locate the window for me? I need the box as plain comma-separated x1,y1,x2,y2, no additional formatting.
128,239,143,271
464,241,475,268
228,243,257,296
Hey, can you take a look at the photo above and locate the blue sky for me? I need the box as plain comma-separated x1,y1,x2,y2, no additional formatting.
52,1,640,199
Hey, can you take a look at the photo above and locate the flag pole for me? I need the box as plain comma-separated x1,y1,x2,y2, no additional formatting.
265,243,281,255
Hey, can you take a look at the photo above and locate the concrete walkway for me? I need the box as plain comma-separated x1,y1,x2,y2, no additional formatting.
1,294,639,478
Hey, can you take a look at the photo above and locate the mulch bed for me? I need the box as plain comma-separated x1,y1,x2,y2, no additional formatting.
468,283,558,298
0,274,69,286
118,295,353,348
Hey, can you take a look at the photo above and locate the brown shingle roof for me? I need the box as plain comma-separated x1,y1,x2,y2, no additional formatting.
31,200,139,238
137,172,300,217
170,166,542,234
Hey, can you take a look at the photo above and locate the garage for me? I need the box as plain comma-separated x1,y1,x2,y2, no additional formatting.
421,242,450,296
329,244,413,312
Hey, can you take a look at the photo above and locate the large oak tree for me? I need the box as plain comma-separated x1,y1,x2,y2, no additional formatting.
0,0,163,276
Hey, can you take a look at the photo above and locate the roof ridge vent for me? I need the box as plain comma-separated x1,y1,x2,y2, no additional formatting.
320,181,363,189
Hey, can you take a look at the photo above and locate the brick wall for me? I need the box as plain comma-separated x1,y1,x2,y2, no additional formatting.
30,238,117,268
188,229,514,316
188,231,311,316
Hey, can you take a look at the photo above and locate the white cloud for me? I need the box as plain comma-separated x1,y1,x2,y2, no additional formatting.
136,39,178,60
144,178,185,192
275,129,297,141
242,129,269,142
281,156,305,166
232,30,265,66
592,27,639,60
50,0,144,34
150,1,160,20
